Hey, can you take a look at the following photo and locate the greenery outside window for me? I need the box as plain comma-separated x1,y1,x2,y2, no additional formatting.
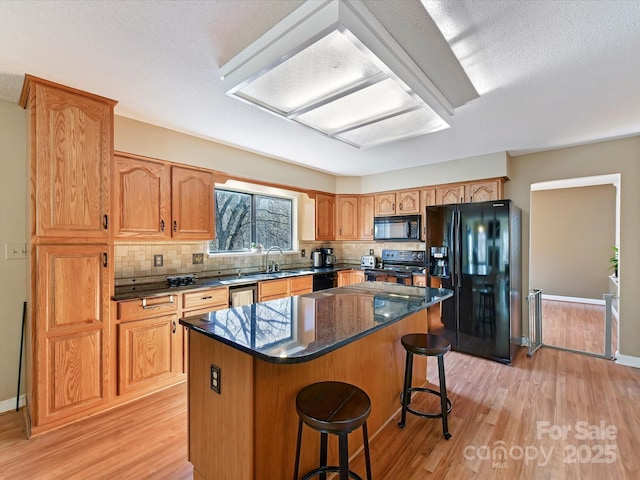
209,189,293,253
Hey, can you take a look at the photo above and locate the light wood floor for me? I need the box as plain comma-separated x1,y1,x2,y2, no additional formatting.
542,299,617,355
1,347,639,479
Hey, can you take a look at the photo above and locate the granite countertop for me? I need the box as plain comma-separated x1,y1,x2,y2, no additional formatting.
112,265,358,301
179,282,453,364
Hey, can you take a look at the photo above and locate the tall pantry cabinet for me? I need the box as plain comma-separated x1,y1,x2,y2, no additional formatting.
20,75,117,435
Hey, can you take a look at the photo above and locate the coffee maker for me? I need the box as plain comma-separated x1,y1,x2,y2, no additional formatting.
428,246,449,278
320,247,337,267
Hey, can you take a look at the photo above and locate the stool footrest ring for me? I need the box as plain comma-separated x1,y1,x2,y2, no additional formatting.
301,466,363,480
400,387,452,419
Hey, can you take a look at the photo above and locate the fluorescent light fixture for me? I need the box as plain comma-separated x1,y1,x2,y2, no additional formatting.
219,0,474,148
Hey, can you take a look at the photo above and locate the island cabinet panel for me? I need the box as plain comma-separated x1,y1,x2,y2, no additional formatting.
315,193,336,240
171,166,215,240
117,314,180,395
187,312,429,480
335,195,359,240
23,77,115,239
34,244,111,428
358,194,375,240
189,332,254,480
113,155,171,238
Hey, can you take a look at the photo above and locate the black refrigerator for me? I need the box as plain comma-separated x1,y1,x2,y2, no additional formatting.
426,200,522,363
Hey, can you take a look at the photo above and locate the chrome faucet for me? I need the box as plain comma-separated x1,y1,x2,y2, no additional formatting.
265,246,283,273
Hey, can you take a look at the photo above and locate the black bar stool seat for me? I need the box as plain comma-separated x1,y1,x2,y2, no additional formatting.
293,381,373,480
398,333,452,440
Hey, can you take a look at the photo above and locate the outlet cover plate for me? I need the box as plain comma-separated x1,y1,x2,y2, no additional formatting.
210,364,221,394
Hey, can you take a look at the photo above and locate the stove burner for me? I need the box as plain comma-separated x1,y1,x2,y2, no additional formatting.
167,275,196,288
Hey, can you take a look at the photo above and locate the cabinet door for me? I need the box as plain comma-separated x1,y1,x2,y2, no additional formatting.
258,279,289,302
118,314,180,395
436,185,465,205
374,193,396,215
114,155,170,238
315,193,336,240
336,196,359,240
359,195,375,240
171,166,215,239
420,188,436,240
34,244,111,425
28,80,114,238
290,276,313,296
397,190,420,214
465,180,502,203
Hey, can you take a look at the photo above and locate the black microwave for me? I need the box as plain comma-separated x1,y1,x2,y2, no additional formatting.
373,215,421,241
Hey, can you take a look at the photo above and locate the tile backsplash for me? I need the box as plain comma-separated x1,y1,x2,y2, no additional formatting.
114,240,425,286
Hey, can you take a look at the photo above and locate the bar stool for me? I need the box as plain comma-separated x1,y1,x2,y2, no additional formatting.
397,334,452,440
293,381,373,480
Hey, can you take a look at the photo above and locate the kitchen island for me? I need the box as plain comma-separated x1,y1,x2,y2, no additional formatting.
180,282,452,480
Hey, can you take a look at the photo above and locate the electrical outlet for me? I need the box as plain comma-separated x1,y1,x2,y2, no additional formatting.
154,254,163,267
192,253,204,265
369,249,374,255
301,249,306,257
210,364,221,394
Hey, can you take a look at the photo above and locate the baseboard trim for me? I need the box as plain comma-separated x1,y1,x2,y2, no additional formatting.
0,394,26,414
541,294,605,305
616,354,640,369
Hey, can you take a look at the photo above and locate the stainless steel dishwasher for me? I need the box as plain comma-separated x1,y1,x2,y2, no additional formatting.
229,284,257,307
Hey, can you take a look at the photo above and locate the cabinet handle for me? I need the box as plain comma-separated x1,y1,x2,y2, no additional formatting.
103,252,108,268
392,202,395,210
173,220,178,233
161,219,165,232
399,203,403,211
172,320,177,334
103,214,109,230
201,296,212,300
141,295,174,309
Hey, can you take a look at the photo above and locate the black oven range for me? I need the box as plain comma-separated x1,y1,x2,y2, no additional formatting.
364,249,426,285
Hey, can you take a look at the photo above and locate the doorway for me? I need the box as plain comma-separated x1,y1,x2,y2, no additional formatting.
529,174,619,358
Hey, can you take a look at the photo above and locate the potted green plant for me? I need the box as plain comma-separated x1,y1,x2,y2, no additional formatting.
609,246,618,277
250,242,263,253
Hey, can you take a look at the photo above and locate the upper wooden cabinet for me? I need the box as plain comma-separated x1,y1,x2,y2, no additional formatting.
374,190,420,215
172,166,215,239
114,155,171,238
465,180,502,203
114,156,215,240
20,75,116,239
359,195,375,240
420,188,436,240
316,193,336,241
436,184,465,205
336,195,359,240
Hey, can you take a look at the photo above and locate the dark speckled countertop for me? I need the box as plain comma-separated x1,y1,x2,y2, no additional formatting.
112,265,355,301
179,282,453,364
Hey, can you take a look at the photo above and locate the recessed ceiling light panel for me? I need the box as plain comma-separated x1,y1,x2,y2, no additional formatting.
219,0,474,148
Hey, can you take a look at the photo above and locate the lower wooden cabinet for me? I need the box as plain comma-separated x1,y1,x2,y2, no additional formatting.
337,270,365,287
117,314,181,395
115,293,184,396
258,276,313,302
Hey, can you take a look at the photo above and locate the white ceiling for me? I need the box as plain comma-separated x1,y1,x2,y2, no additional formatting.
0,0,639,176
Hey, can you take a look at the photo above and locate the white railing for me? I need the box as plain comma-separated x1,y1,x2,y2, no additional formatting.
527,289,543,357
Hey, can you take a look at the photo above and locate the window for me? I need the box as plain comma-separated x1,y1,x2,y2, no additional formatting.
209,189,293,253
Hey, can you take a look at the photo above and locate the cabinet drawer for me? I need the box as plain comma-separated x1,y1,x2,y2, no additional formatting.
182,287,228,311
117,294,178,321
290,275,312,294
258,279,289,298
